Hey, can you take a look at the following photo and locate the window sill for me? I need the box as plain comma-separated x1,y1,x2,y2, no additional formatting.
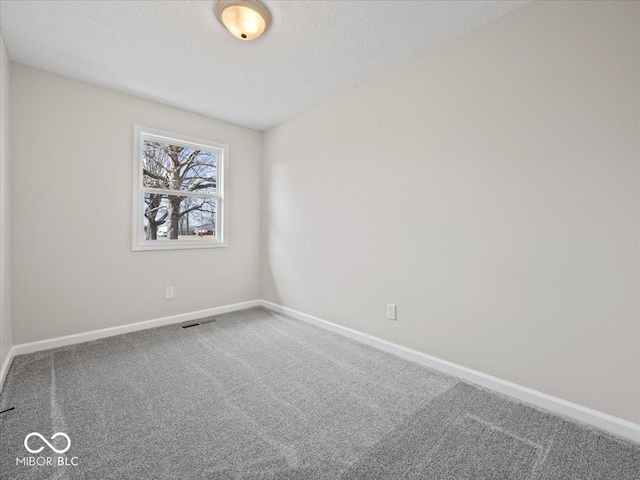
132,241,228,251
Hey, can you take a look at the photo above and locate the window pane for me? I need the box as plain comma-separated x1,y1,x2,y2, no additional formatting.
143,194,217,241
142,139,217,194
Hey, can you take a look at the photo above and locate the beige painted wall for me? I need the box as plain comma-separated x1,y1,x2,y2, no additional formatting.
11,64,262,344
0,31,12,367
262,0,640,423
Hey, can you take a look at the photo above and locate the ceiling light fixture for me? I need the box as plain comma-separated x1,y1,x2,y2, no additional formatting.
215,0,271,41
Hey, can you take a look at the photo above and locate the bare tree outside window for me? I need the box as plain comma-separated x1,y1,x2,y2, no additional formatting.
142,141,217,240
133,127,227,251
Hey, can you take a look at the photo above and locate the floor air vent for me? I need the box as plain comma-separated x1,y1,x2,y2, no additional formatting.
181,318,216,329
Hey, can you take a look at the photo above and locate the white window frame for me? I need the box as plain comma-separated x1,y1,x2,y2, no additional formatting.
132,125,229,251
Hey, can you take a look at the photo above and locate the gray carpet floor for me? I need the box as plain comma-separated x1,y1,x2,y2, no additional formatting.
0,306,638,479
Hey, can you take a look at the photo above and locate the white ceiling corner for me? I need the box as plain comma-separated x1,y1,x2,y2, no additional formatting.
0,0,531,130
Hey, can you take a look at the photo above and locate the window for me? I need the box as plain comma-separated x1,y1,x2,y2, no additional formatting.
132,126,228,250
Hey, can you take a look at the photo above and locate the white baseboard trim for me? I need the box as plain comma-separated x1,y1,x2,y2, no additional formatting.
6,299,261,360
0,346,16,394
259,299,640,443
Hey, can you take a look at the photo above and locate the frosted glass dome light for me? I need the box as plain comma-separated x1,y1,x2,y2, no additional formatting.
215,0,271,41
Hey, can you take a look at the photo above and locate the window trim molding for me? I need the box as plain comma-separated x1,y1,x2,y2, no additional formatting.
132,125,229,251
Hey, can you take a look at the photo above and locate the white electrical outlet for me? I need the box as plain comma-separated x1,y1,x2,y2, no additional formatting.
386,303,396,320
165,286,175,299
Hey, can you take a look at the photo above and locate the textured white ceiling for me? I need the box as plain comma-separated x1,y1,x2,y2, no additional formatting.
0,0,530,130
